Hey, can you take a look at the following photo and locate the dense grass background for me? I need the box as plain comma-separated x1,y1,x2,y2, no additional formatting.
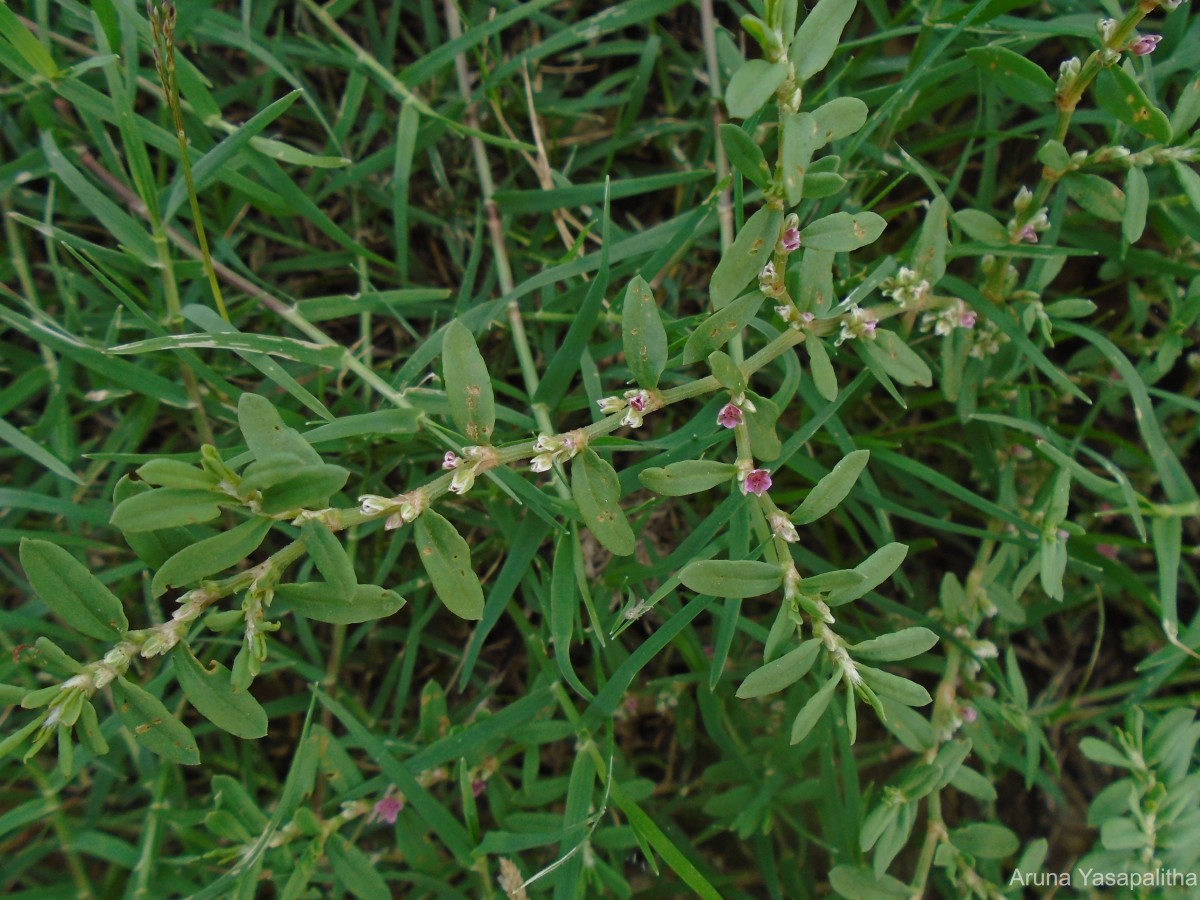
2,0,1199,896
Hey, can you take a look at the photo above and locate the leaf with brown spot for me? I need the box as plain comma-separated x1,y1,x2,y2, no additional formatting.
443,320,496,444
114,677,200,765
415,510,484,619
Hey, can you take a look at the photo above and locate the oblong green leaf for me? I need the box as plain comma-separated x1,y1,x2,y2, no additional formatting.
736,640,821,698
622,275,667,389
725,59,788,118
793,449,869,525
110,487,226,532
414,510,485,619
707,350,746,395
800,211,885,251
174,644,268,739
572,448,636,557
914,195,949,284
858,665,931,706
302,520,356,596
811,97,868,145
1122,166,1148,245
781,111,818,206
865,330,932,387
113,677,200,765
639,460,737,496
135,459,219,490
152,518,273,598
850,627,939,662
1063,173,1124,223
790,671,842,744
790,0,858,81
328,833,391,900
259,464,350,515
20,539,129,641
276,583,407,624
443,320,496,443
719,124,772,190
238,393,323,466
806,337,838,401
952,209,1007,245
684,292,766,364
709,207,783,309
679,560,783,598
965,46,1054,105
1096,65,1172,144
744,392,781,461
800,569,865,594
949,823,1019,860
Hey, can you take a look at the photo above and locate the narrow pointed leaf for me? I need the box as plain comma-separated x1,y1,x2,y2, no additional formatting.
20,539,129,641
113,678,200,765
965,47,1054,105
737,640,821,698
800,211,885,252
622,276,668,389
415,510,485,619
572,448,636,556
684,292,765,363
709,207,783,309
719,124,772,190
790,0,858,81
276,583,407,624
793,449,869,524
443,320,496,443
790,671,842,744
858,666,931,706
806,337,838,401
864,330,932,387
110,487,226,532
850,627,939,662
725,59,788,118
174,644,269,739
1095,65,1172,144
680,560,783,598
639,461,737,496
238,393,323,466
302,520,357,596
152,518,273,598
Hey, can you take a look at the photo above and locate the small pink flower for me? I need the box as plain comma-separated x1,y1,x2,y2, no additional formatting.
374,795,403,824
442,452,460,470
861,318,877,336
742,468,772,496
1098,544,1119,560
1018,224,1038,244
962,705,978,724
959,310,977,329
472,779,487,797
1129,34,1162,56
780,227,801,252
717,403,743,429
628,394,647,413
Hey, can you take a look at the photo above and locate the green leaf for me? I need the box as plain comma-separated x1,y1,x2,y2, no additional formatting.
800,569,866,594
679,560,783,598
949,823,1019,860
1095,65,1172,144
707,350,746,395
328,834,390,900
725,59,788,118
238,394,323,467
719,124,772,190
0,415,82,484
443,320,496,443
829,866,919,899
414,510,485,619
864,330,932,387
110,487,226,532
744,393,782,461
1036,140,1070,173
709,207,783,309
810,97,868,145
806,337,838,401
793,449,869,525
952,209,1007,245
572,448,636,557
135,459,219,490
152,518,273,598
1079,737,1130,768
914,195,950,284
858,666,931,706
20,539,129,641
258,464,350,515
622,276,668,389
0,3,60,78
790,0,858,82
965,46,1054,105
638,461,737,496
1063,173,1124,223
790,671,842,744
684,293,766,363
1122,166,1148,244
276,583,407,624
781,112,818,206
302,521,357,596
113,678,200,765
802,171,847,199
850,627,939,662
736,640,821,698
174,644,268,740
1173,160,1200,219
800,211,885,252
